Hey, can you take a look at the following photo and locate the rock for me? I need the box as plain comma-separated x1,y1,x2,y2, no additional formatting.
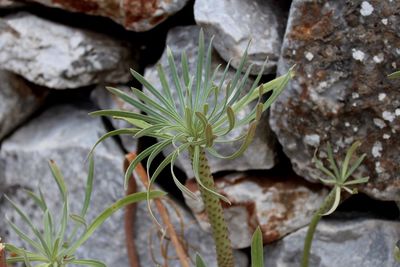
0,0,21,7
269,0,400,200
0,71,47,140
91,85,139,152
0,12,136,89
184,172,329,249
0,104,247,266
0,104,130,266
23,0,189,32
134,189,248,267
264,217,400,267
144,25,278,177
194,0,286,74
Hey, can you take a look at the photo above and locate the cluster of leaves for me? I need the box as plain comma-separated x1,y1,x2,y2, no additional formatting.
313,141,369,215
90,30,293,213
3,157,164,267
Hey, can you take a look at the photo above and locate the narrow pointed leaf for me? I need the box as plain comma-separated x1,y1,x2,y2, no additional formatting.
130,69,176,113
321,187,341,216
388,70,400,79
6,218,45,256
326,143,340,179
340,141,362,181
170,148,198,200
69,214,87,229
196,253,207,267
66,191,165,255
344,153,367,182
167,47,185,113
89,110,164,125
251,226,264,267
70,259,107,267
4,196,51,257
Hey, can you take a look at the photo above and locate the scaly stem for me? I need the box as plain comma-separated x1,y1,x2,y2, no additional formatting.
190,147,234,267
301,189,336,267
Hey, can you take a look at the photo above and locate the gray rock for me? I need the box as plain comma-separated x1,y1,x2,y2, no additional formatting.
91,85,139,152
0,104,130,266
264,218,400,267
194,0,286,75
0,12,137,89
22,0,189,32
269,0,400,200
0,0,21,7
184,172,329,249
133,189,248,267
144,25,278,178
0,71,47,140
0,104,247,266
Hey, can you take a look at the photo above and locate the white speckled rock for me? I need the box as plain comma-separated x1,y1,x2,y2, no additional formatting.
0,12,136,89
194,0,286,74
91,85,139,152
264,218,400,267
144,25,278,177
0,71,47,140
22,0,189,32
270,0,400,200
0,104,247,266
184,172,328,248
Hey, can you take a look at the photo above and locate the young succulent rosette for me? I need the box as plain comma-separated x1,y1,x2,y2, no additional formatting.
91,30,293,202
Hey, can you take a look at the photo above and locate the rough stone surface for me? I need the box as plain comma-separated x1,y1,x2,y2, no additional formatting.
24,0,189,32
0,0,21,7
0,12,136,89
91,85,139,152
264,217,400,267
144,26,278,177
184,172,328,249
270,0,400,200
0,104,247,266
0,71,47,140
0,104,131,266
194,0,286,74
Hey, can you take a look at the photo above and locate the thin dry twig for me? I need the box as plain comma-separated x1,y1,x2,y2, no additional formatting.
125,152,190,267
124,157,140,267
0,239,7,267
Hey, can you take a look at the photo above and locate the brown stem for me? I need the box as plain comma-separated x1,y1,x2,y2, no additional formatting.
124,156,140,267
0,241,7,267
125,152,190,267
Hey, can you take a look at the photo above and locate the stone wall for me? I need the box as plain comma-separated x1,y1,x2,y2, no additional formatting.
0,1,399,266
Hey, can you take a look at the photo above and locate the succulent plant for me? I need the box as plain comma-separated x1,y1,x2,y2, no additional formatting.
301,141,369,267
3,157,164,267
91,29,293,267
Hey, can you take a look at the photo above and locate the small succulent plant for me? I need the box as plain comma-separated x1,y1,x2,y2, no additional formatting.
301,141,369,267
3,157,164,267
312,141,369,215
91,29,293,267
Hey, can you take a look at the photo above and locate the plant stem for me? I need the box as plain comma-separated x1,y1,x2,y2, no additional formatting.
191,147,234,267
0,242,6,267
301,189,336,267
125,152,190,267
124,155,140,267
